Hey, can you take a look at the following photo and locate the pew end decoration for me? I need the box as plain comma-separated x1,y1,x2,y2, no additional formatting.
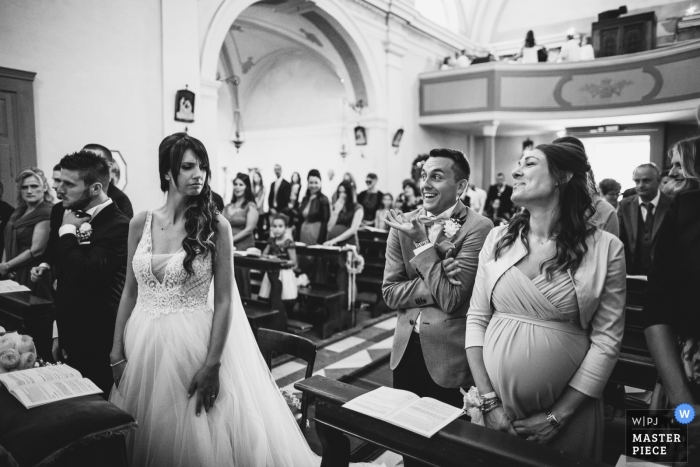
0,332,38,373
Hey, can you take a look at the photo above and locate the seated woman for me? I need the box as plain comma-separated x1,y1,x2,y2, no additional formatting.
461,143,626,460
374,193,394,231
297,169,330,245
644,136,700,458
0,168,54,299
397,180,422,213
484,199,509,227
222,173,258,297
324,181,364,248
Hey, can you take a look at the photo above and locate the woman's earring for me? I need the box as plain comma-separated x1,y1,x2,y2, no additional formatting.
165,175,170,180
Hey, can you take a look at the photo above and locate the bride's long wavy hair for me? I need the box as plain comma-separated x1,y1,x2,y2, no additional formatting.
494,143,596,279
159,133,218,275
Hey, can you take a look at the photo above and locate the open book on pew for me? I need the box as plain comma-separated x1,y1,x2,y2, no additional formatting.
0,365,102,409
342,386,464,438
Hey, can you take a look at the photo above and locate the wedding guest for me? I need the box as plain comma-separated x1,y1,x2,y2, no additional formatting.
383,148,492,467
553,136,619,237
358,173,383,226
260,213,298,305
83,144,133,219
664,148,700,197
374,193,394,231
51,164,63,201
343,172,356,192
599,178,621,210
31,150,129,394
644,136,700,459
559,32,581,62
289,171,302,205
463,143,625,460
0,182,15,260
484,199,509,227
223,173,258,298
297,169,330,245
462,183,487,215
324,181,364,247
580,36,595,61
251,170,267,235
0,168,53,299
618,163,671,275
398,180,422,213
268,164,291,217
520,30,544,64
486,173,514,215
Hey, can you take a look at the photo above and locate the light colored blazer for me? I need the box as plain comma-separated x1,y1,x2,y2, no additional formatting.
383,201,493,388
465,225,626,399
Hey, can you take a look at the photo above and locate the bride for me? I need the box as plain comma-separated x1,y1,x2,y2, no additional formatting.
109,133,323,466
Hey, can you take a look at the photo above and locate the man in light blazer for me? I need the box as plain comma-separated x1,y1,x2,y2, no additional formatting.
617,163,671,275
383,148,493,423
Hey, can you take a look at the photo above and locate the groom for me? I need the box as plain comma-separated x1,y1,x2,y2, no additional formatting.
383,148,492,417
32,151,129,395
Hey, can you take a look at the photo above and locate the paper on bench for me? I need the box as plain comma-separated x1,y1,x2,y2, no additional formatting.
343,386,464,437
0,280,31,294
0,365,102,409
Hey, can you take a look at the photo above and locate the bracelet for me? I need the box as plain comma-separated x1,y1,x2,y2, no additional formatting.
481,400,502,414
110,359,127,367
546,411,562,429
413,239,430,249
481,391,497,399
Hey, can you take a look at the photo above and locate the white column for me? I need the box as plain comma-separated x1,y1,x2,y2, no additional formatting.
383,17,408,196
199,78,222,192
161,0,201,137
482,121,499,187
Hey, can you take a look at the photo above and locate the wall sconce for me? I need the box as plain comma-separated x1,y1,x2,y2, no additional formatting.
222,75,245,152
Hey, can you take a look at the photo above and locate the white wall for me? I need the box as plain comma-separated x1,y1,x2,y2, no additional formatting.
0,0,164,213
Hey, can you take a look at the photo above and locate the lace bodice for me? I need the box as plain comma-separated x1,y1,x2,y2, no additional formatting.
133,211,213,317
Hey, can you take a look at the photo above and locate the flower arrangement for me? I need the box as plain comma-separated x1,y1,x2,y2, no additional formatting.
461,386,485,426
0,332,38,373
443,212,467,238
77,222,93,243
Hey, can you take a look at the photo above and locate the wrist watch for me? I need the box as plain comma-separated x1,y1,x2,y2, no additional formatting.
413,239,430,249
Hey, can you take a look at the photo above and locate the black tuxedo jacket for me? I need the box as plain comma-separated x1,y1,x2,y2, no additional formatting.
268,179,291,211
47,202,129,390
617,192,671,273
107,183,133,219
486,184,514,212
645,189,700,331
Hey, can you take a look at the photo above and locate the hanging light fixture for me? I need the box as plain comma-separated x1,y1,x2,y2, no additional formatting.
222,75,244,152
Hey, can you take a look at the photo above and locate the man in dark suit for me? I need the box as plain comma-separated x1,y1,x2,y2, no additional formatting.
31,151,129,395
83,144,134,219
485,172,514,215
268,164,291,217
618,163,671,275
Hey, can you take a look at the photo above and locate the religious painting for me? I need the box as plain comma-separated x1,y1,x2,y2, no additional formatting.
111,150,128,190
354,126,367,146
175,89,195,123
392,129,404,148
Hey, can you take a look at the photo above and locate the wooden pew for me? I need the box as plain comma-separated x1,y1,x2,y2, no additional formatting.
0,291,53,361
294,246,350,338
357,229,388,316
296,376,607,467
233,254,287,334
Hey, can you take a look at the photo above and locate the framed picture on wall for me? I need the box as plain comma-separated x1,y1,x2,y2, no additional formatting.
175,89,195,123
354,126,367,146
392,129,404,148
111,150,128,190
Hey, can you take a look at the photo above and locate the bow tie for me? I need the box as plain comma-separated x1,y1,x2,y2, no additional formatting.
417,214,449,227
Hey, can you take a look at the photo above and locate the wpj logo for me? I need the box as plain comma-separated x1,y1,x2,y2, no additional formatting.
626,406,690,463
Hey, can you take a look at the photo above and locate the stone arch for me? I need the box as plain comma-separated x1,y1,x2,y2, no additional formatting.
200,0,382,114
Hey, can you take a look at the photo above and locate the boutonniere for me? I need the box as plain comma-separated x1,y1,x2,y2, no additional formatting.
76,222,92,244
443,213,467,238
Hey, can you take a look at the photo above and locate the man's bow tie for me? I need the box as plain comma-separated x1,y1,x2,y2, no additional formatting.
417,214,449,227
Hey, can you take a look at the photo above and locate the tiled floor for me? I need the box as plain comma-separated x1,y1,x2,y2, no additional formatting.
274,314,396,398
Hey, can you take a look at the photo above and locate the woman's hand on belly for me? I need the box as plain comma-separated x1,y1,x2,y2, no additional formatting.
484,406,518,436
512,413,559,444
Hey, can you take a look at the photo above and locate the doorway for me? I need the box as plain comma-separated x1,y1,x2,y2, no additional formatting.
0,67,38,204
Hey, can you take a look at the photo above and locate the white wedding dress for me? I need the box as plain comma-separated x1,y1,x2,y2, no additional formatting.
110,211,322,466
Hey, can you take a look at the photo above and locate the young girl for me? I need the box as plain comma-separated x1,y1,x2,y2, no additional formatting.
259,213,298,301
374,192,394,231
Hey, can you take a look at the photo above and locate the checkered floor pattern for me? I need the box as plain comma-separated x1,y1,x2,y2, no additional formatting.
274,316,397,396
